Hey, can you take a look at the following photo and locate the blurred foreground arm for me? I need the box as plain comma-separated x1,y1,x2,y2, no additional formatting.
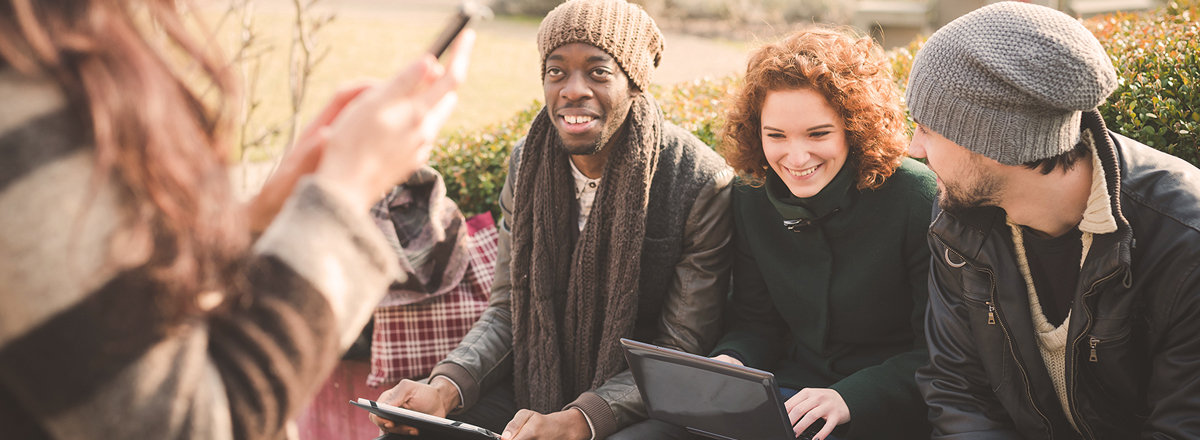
248,29,476,232
213,30,476,437
0,29,473,440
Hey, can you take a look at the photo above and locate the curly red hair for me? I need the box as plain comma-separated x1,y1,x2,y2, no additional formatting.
720,27,908,191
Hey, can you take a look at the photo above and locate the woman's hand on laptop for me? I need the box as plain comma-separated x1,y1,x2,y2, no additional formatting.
786,388,849,440
370,377,461,435
711,354,744,366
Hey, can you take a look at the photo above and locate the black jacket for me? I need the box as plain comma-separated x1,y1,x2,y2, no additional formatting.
918,111,1200,439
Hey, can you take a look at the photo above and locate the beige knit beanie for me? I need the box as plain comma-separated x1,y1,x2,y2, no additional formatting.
537,0,664,91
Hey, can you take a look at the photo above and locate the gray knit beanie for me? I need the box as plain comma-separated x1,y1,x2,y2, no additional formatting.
905,1,1117,165
537,0,664,91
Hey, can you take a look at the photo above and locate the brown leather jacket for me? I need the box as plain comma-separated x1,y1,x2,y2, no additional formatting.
430,122,733,439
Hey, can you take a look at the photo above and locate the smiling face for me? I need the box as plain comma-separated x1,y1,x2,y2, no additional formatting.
543,43,640,156
908,123,1004,211
760,88,850,198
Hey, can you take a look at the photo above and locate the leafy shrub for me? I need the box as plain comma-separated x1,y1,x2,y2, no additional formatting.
1084,0,1199,167
652,75,741,148
887,36,926,132
886,2,1199,168
430,77,738,218
433,1,1199,217
887,37,924,100
431,102,539,218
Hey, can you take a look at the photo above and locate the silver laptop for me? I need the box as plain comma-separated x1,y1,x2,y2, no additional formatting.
621,338,822,440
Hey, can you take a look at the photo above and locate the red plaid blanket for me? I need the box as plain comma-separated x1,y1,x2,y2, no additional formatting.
368,213,498,386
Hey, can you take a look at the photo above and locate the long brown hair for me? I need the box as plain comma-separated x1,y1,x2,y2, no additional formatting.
0,0,248,318
720,27,908,190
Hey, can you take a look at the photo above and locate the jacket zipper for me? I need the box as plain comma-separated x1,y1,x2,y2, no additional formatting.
985,266,1055,439
934,234,1055,437
1068,267,1126,439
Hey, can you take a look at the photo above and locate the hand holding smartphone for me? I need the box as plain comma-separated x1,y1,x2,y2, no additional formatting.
312,9,476,211
429,0,493,59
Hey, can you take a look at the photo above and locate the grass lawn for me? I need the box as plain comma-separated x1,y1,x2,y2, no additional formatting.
198,1,748,193
206,4,546,161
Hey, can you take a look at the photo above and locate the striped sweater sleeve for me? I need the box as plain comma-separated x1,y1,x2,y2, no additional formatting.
209,176,400,439
0,67,399,440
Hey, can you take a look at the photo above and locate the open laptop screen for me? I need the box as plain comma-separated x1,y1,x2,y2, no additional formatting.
621,339,797,440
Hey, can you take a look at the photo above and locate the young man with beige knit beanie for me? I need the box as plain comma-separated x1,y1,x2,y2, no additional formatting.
909,2,1200,438
371,0,734,439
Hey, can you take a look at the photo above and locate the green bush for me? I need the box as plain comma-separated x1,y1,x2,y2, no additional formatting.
430,77,738,218
432,1,1199,218
1084,0,1199,167
887,36,926,132
431,102,539,219
886,2,1199,167
652,75,740,148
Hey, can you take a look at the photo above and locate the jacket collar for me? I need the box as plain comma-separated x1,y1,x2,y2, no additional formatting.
1078,128,1118,234
937,110,1132,273
764,161,856,221
1077,110,1133,281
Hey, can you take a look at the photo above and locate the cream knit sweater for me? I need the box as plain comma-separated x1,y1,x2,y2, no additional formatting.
1006,131,1118,432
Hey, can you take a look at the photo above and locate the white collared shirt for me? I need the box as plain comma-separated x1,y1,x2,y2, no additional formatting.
569,158,601,231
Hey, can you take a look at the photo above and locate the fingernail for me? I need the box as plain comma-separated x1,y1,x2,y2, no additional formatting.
384,422,393,428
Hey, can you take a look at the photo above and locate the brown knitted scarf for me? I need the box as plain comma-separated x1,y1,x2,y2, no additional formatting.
510,93,661,413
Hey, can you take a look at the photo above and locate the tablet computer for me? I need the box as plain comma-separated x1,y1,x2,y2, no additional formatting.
350,398,501,440
622,338,823,440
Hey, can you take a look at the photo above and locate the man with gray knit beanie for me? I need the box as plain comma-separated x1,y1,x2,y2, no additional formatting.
371,0,733,439
909,2,1200,438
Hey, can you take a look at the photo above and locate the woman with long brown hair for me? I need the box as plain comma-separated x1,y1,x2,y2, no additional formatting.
0,0,473,438
709,28,935,439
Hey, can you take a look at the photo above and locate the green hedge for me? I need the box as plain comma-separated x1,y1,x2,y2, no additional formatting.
430,103,539,219
654,75,741,149
431,77,739,218
432,1,1199,218
1085,0,1199,166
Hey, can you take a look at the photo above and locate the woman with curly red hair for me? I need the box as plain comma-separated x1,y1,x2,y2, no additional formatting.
709,28,935,439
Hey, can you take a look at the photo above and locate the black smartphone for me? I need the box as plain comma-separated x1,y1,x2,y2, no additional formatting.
427,1,492,59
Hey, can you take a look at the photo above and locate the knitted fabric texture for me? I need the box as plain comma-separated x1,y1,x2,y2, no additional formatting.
537,0,663,91
509,93,662,413
905,2,1117,165
1077,130,1118,234
1009,216,1086,434
1002,130,1116,434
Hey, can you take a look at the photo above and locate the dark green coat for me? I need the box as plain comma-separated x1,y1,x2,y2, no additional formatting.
711,158,935,439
